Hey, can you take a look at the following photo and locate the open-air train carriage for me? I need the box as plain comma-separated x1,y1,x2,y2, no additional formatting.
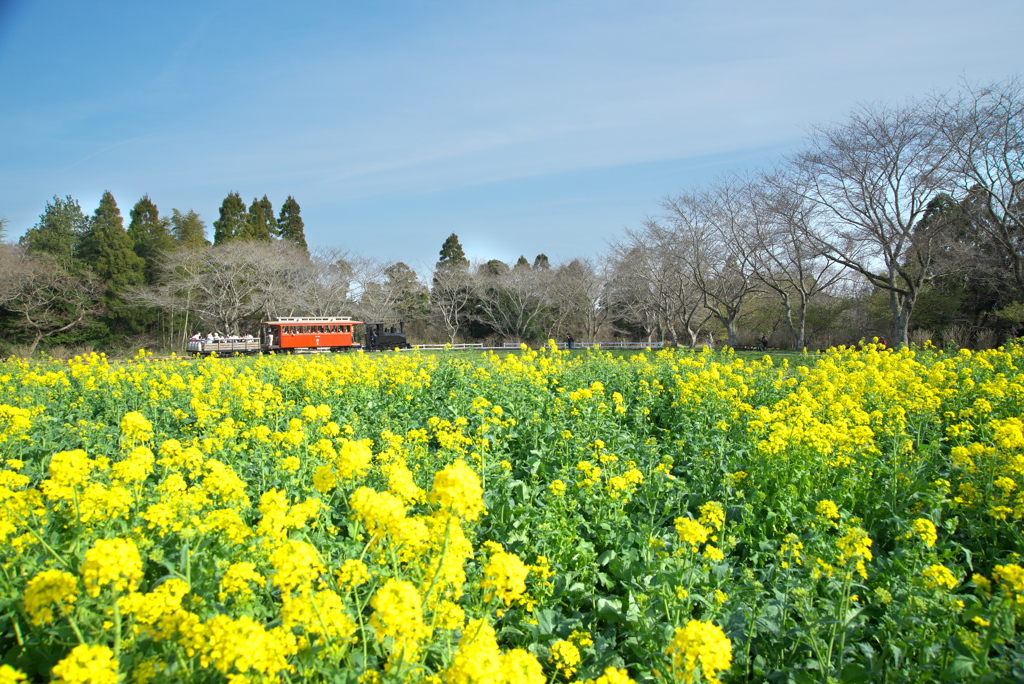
185,338,261,355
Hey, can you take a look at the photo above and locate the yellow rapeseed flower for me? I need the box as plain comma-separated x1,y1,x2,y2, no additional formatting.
428,460,485,521
81,537,143,597
23,569,78,625
51,644,119,684
664,619,732,684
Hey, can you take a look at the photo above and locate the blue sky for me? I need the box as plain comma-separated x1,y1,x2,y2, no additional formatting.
1,0,1022,272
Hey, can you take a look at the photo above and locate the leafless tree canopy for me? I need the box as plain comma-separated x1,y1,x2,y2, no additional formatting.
1,246,104,354
791,101,958,346
935,77,1024,300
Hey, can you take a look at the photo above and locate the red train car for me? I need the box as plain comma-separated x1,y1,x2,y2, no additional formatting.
263,316,363,353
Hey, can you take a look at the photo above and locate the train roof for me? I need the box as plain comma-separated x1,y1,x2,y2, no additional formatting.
265,317,363,325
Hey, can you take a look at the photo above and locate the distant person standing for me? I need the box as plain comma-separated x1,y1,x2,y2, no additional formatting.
758,335,768,352
566,334,574,350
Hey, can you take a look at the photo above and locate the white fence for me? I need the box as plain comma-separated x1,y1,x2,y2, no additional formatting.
501,341,666,350
409,343,485,351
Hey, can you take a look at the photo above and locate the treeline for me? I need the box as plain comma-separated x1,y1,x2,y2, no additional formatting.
0,192,308,354
1,76,1021,354
608,75,1024,350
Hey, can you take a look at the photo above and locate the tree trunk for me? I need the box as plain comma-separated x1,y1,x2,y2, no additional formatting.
890,291,914,348
724,317,739,348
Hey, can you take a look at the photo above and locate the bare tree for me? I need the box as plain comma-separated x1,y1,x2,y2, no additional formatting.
607,223,712,346
139,240,308,335
546,258,610,341
752,175,847,348
300,247,356,317
605,240,661,342
2,249,104,354
790,100,957,347
430,265,473,344
664,178,762,347
474,261,551,342
934,77,1024,302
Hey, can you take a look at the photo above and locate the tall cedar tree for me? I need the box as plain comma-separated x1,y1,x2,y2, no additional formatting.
127,195,175,284
77,191,148,337
437,233,469,270
171,209,209,248
213,192,251,244
20,195,89,269
248,195,277,241
277,196,308,252
78,191,145,294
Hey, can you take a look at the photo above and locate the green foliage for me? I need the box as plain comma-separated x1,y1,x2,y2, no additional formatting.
19,195,88,268
480,259,510,277
277,196,307,253
170,209,208,248
127,195,175,284
213,192,251,245
437,233,469,270
248,195,277,241
385,261,430,322
75,192,148,341
78,191,145,294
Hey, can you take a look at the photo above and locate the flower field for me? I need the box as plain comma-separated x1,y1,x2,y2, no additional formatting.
1,342,1023,683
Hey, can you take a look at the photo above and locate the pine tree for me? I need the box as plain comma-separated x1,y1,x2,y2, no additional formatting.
248,195,277,241
437,233,469,270
515,255,530,270
127,195,175,284
20,195,89,268
213,192,251,244
171,209,209,248
78,191,146,293
277,196,308,253
533,253,550,269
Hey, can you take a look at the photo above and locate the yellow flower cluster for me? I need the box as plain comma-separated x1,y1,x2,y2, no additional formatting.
922,564,958,590
23,569,78,625
51,644,119,684
664,619,733,684
81,537,143,596
481,547,530,607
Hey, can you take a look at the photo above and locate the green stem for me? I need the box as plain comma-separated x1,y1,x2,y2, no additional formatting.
67,613,86,646
112,596,122,658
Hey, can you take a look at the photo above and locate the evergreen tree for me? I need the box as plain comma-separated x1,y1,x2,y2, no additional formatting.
515,255,531,270
385,262,430,321
20,195,88,268
436,233,469,270
127,195,175,284
77,192,148,338
248,195,277,241
479,259,510,277
213,192,251,244
277,196,308,252
78,191,145,294
533,253,550,269
171,209,209,248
